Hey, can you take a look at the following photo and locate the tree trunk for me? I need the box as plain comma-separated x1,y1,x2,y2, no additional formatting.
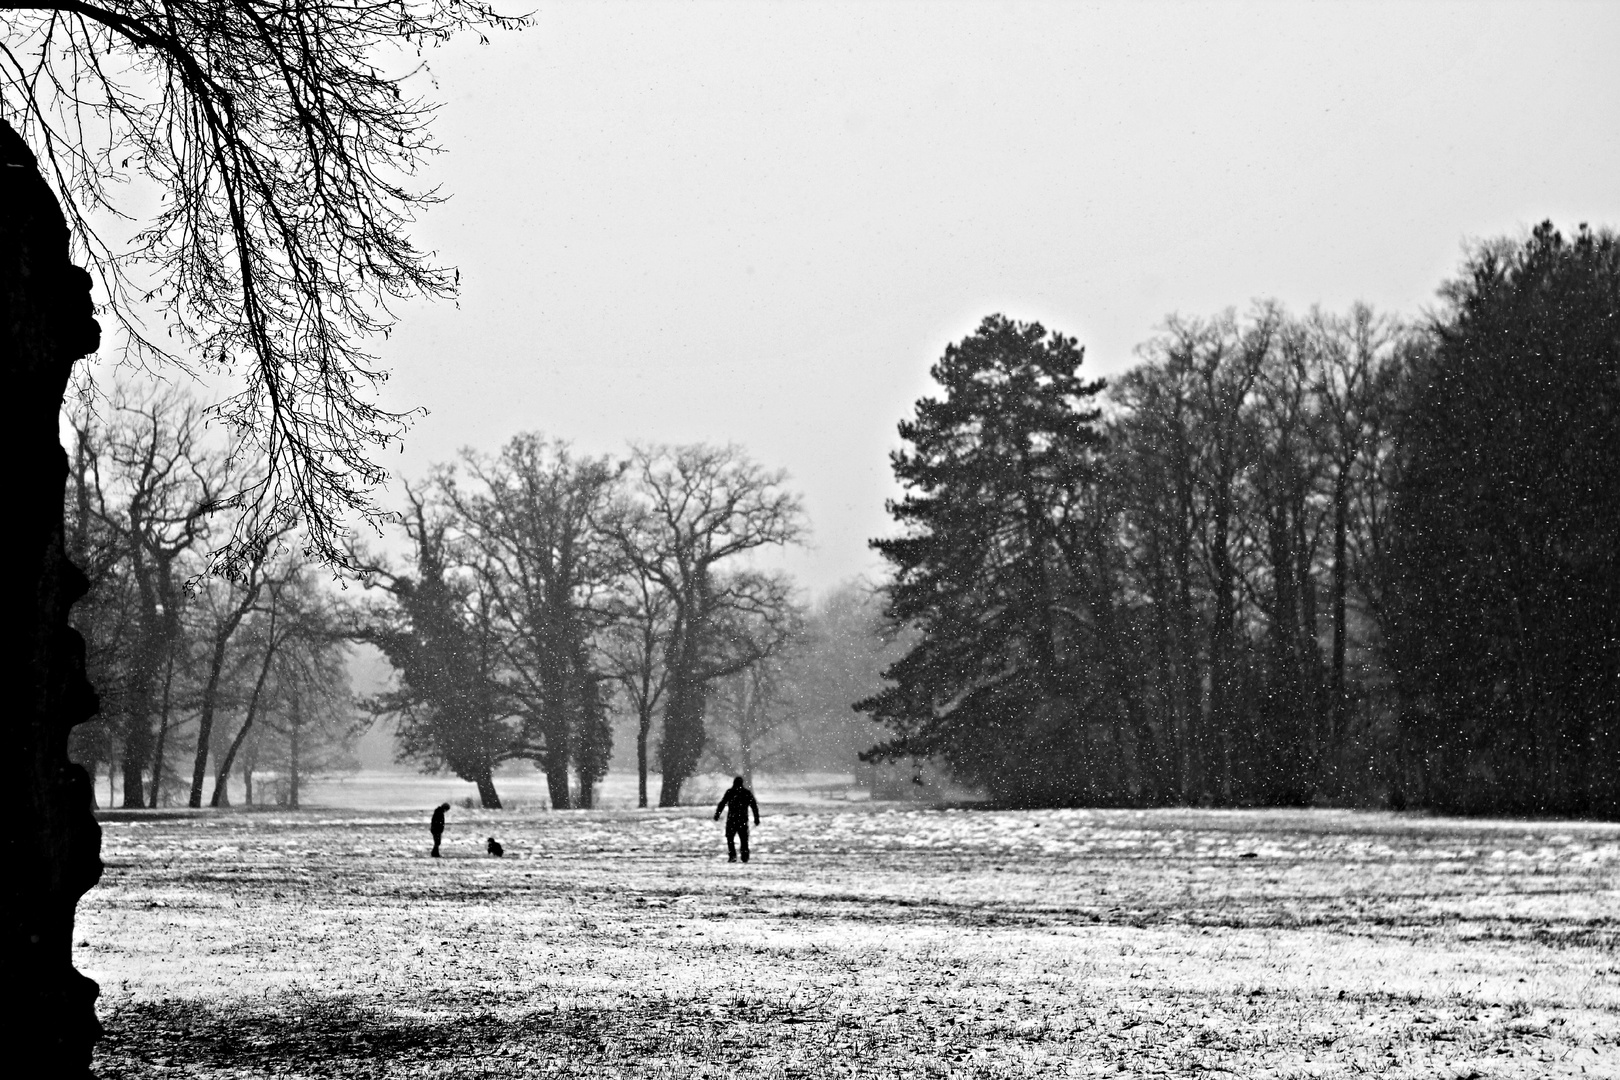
121,555,179,809
637,706,651,809
1330,473,1349,745
147,652,175,809
146,740,161,808
211,635,277,808
190,591,257,807
288,703,301,810
1173,457,1201,805
119,595,159,807
535,621,575,810
657,608,712,809
119,707,151,809
542,752,571,809
473,769,502,810
2,118,106,1076
658,667,706,808
1209,478,1236,803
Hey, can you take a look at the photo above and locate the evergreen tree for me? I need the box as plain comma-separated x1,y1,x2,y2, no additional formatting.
860,315,1109,802
1386,223,1620,814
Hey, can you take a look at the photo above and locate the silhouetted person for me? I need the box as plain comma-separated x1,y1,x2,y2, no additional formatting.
486,836,504,857
430,802,450,857
714,776,760,863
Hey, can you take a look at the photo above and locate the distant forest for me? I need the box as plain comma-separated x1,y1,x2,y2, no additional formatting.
862,223,1620,817
69,223,1619,817
66,411,895,811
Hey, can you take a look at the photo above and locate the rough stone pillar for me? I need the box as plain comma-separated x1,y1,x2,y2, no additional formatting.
0,117,106,1077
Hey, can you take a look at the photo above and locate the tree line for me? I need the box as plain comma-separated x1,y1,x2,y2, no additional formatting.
863,223,1620,816
4,0,525,1066
66,397,898,812
353,438,900,810
66,386,360,810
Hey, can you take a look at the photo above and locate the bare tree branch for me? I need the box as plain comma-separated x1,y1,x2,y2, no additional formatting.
2,0,528,574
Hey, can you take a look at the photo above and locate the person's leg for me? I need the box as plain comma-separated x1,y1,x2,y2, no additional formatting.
738,824,749,863
725,824,738,862
432,831,442,857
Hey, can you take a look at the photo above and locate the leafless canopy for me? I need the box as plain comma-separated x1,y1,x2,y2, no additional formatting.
0,0,527,574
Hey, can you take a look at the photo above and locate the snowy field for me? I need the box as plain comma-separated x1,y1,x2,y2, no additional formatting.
81,781,1620,1078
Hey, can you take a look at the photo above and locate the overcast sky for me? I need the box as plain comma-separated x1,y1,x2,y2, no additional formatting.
370,0,1619,597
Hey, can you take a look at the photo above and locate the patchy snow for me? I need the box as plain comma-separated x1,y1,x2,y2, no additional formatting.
81,799,1619,1078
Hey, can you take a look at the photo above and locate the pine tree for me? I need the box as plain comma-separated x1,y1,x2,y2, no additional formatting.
860,315,1108,802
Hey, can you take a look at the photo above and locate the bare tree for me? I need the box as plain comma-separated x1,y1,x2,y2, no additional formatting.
254,612,359,808
597,551,672,808
611,445,806,806
3,0,526,568
440,436,622,808
2,4,520,1062
186,538,294,807
208,582,288,807
1306,305,1405,730
703,601,804,787
773,581,902,773
80,384,227,805
1109,360,1205,801
65,416,140,803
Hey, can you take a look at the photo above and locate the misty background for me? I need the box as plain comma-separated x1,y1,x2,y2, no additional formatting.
65,0,1620,805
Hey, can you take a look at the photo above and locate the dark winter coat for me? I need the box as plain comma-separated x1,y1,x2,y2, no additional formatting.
714,786,760,827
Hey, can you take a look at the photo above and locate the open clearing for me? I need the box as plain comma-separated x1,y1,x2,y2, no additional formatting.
83,789,1620,1078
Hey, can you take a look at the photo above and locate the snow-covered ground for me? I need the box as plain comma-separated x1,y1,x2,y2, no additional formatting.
81,788,1620,1078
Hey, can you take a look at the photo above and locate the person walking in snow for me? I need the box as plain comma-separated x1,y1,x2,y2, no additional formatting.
714,776,760,863
429,802,451,857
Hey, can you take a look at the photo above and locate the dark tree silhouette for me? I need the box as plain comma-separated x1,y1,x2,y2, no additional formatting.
1302,304,1408,792
440,436,622,809
357,492,519,810
1386,223,1620,814
859,315,1109,803
1108,353,1206,800
2,1,521,1067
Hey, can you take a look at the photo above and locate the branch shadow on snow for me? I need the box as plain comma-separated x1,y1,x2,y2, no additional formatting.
96,995,652,1077
93,991,925,1078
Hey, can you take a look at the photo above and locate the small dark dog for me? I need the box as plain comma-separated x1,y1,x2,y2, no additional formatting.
486,837,504,857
